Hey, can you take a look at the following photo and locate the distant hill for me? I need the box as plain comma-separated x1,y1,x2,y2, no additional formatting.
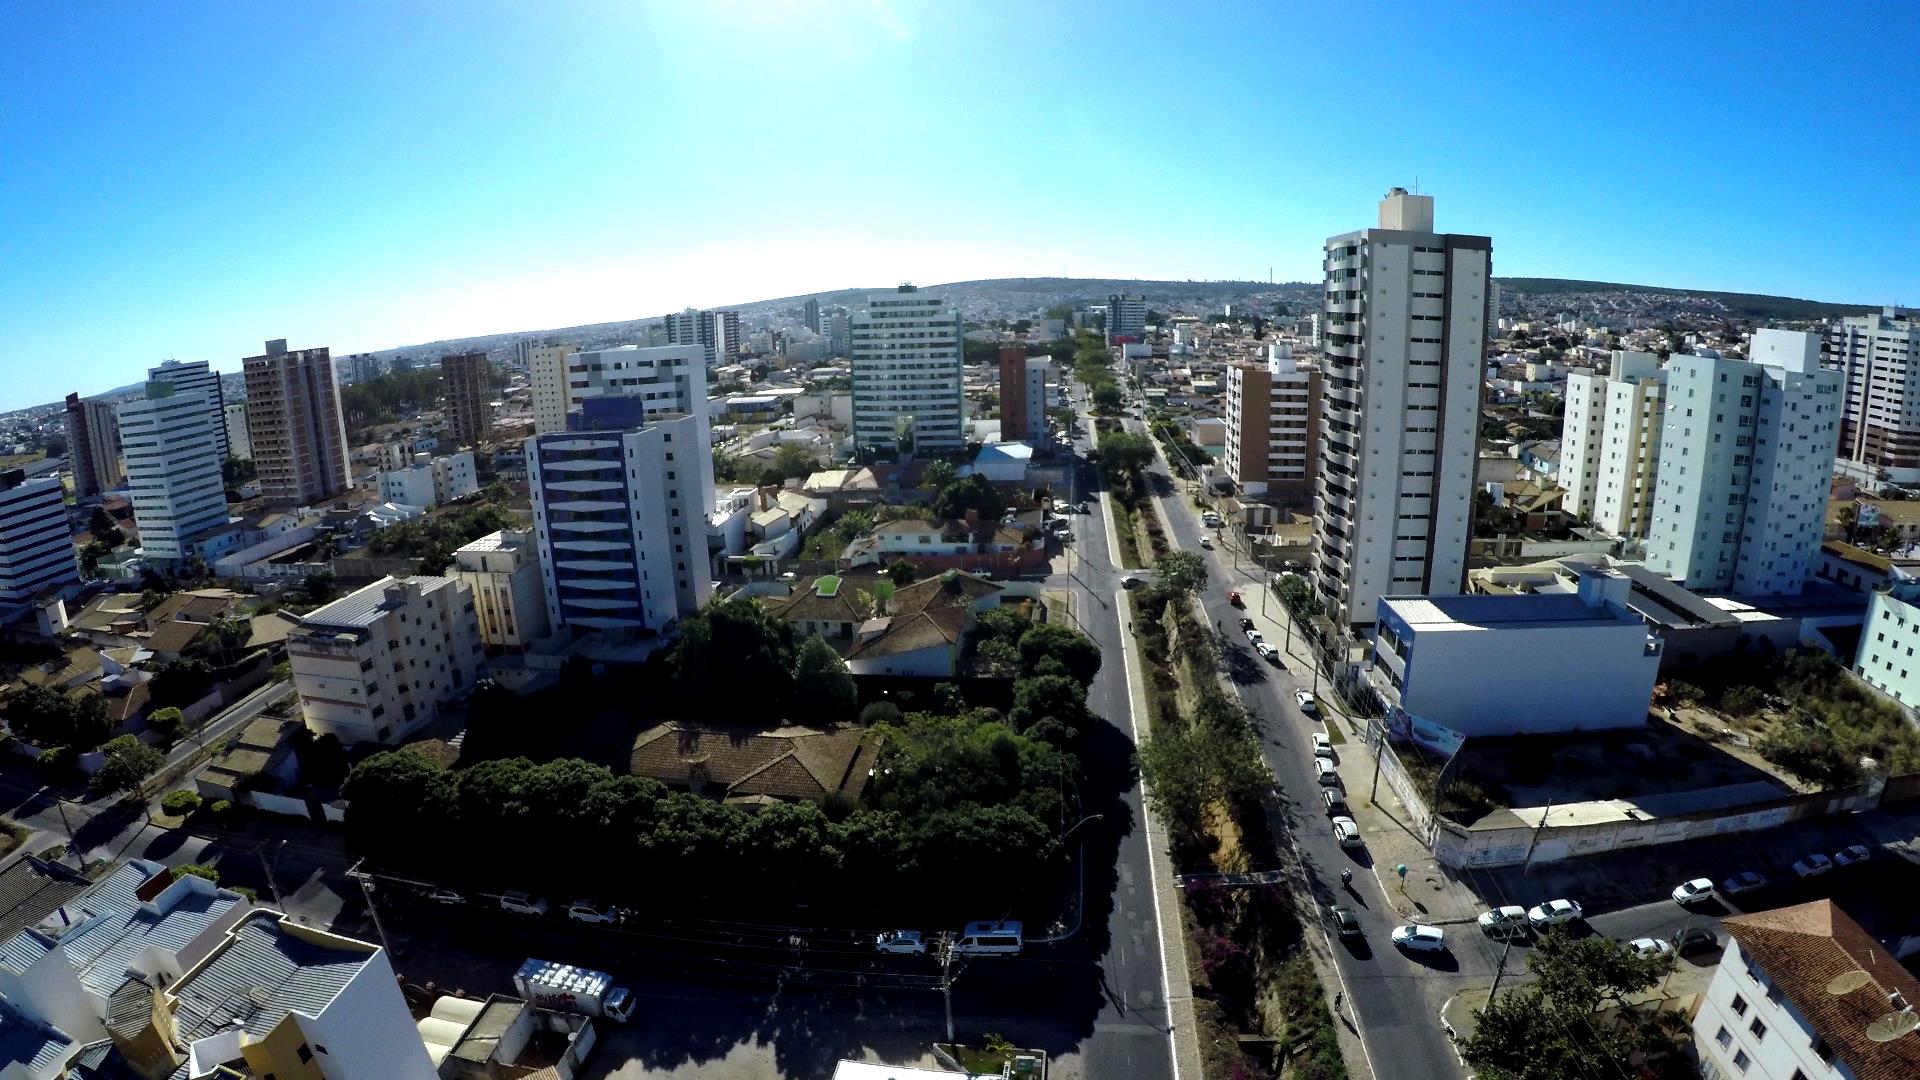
1495,277,1879,320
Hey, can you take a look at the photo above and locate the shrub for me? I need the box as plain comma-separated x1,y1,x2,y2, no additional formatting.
1721,685,1764,716
209,799,233,816
171,863,218,883
1665,681,1703,706
161,790,203,816
859,701,902,727
35,746,73,778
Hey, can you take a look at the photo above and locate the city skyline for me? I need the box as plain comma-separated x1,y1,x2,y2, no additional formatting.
4,3,1916,413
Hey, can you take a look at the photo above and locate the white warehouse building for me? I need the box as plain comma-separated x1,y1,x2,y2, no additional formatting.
1369,568,1660,742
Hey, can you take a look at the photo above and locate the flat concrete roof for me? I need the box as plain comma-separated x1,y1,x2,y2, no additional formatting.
1382,592,1638,631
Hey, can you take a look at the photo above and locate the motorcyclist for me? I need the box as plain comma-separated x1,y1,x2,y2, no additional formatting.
1340,868,1353,886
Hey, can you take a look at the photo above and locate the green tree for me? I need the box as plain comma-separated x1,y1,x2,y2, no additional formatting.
886,559,920,586
87,506,125,546
1016,623,1102,685
1460,929,1677,1080
90,734,165,794
931,473,1005,521
1097,430,1154,475
1154,550,1207,597
791,635,858,725
1092,384,1123,411
921,459,957,493
768,444,818,483
301,571,338,605
342,750,452,849
149,659,217,710
5,684,111,749
668,597,797,708
1135,690,1271,838
290,728,350,787
147,706,185,743
1277,573,1316,615
1007,674,1091,746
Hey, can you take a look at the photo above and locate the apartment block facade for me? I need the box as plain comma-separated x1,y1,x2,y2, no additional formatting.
116,383,229,560
850,286,964,455
63,392,124,498
1224,343,1322,504
148,358,229,461
288,575,482,745
243,340,351,505
1310,189,1491,629
441,351,493,447
376,449,477,510
223,400,251,460
453,528,549,649
529,343,574,435
1106,293,1147,343
1829,306,1920,486
526,399,713,635
1560,351,1665,537
1646,330,1841,596
997,346,1052,442
0,470,81,613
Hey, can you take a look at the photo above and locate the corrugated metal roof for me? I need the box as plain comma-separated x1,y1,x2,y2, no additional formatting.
299,575,455,630
169,913,372,1041
59,888,242,997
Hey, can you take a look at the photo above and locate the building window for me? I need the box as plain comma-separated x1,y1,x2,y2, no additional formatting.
1731,1050,1749,1073
1748,1018,1766,1042
1714,1026,1731,1048
297,1045,313,1064
1730,994,1747,1016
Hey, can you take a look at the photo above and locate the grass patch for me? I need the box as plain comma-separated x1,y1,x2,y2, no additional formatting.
1319,717,1346,745
1261,954,1347,1080
0,822,25,862
800,530,846,561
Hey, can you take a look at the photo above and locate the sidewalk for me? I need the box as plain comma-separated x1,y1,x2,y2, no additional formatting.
1215,532,1486,926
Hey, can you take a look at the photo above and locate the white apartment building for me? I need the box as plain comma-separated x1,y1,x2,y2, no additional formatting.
1310,188,1491,629
823,307,850,356
1854,577,1920,713
1694,900,1920,1080
376,449,477,510
453,528,549,649
149,358,229,460
529,343,574,434
1830,306,1920,487
526,400,714,635
850,285,964,454
1106,293,1147,342
1560,351,1665,537
1223,343,1322,503
0,470,81,613
223,400,251,460
1646,330,1841,596
117,384,230,561
287,575,482,745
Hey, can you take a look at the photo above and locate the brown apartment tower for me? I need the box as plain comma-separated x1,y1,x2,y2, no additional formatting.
440,352,492,447
64,393,124,498
242,340,351,505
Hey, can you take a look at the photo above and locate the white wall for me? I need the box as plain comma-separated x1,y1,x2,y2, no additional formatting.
300,945,439,1079
1692,938,1828,1080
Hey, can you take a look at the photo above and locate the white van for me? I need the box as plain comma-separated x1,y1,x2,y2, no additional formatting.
952,920,1024,956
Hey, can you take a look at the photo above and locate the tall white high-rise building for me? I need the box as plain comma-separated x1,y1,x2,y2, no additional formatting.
223,400,252,460
0,470,81,612
526,397,714,635
529,343,574,435
117,383,230,560
850,285,964,455
148,359,229,460
1310,188,1491,629
1560,351,1665,537
1646,330,1841,597
664,308,741,366
1828,306,1920,487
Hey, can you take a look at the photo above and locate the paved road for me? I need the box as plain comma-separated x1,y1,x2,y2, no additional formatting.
1139,430,1468,1080
1042,388,1178,1080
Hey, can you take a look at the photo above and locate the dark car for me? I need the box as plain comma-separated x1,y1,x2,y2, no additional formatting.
1239,617,1255,631
1329,905,1363,938
1671,926,1720,956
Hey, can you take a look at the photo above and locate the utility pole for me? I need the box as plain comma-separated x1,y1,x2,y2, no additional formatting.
1487,938,1514,1005
347,860,395,958
1368,716,1384,803
938,933,962,1044
53,798,82,869
257,840,286,912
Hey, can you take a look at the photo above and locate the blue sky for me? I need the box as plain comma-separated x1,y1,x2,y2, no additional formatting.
3,1,1915,410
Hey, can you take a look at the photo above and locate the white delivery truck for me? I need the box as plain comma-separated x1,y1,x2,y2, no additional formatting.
513,958,635,1023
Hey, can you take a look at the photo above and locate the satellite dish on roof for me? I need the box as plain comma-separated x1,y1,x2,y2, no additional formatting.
1865,1010,1920,1043
1828,970,1874,996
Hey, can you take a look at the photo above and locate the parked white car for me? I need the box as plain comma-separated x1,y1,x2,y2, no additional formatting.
1720,870,1767,895
426,888,466,906
1792,853,1833,878
1670,878,1715,905
1833,844,1872,867
1312,733,1335,759
1315,759,1341,787
499,892,549,917
1256,641,1280,663
1246,629,1265,647
1331,816,1363,848
1629,937,1673,959
1294,690,1318,714
1199,536,1214,550
1392,924,1446,952
1527,899,1582,928
874,930,926,955
1478,906,1528,937
567,899,621,925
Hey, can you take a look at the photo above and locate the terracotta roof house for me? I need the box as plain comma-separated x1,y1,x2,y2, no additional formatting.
844,571,1003,677
1695,899,1920,1080
628,722,875,804
760,573,878,642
